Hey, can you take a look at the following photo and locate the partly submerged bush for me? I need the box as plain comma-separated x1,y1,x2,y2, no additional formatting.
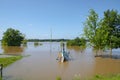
67,37,86,46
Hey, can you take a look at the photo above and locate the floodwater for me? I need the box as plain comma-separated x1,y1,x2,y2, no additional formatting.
0,42,120,80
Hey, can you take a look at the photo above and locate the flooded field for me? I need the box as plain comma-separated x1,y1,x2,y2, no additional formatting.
0,42,120,80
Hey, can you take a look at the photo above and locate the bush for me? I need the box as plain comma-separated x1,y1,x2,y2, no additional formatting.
67,37,86,46
2,28,24,46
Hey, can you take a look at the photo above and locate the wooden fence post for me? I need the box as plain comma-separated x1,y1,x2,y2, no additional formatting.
0,64,3,78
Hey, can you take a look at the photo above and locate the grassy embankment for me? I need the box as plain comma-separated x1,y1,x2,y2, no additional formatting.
56,74,120,80
0,56,22,67
0,56,23,80
88,74,120,80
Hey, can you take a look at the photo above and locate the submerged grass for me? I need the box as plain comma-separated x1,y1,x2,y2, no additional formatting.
0,56,22,67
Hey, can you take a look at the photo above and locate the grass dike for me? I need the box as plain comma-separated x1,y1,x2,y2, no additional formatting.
0,55,22,67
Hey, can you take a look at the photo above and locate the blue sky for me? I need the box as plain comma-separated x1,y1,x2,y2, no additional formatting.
0,0,120,39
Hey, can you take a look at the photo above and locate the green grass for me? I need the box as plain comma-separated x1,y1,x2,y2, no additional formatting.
88,74,120,80
56,76,62,80
0,56,22,67
0,56,23,80
56,74,120,80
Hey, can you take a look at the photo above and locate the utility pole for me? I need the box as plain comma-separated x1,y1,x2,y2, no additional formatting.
50,28,52,42
50,27,52,54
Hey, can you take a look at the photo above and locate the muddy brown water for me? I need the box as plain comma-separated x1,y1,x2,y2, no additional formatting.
0,42,120,80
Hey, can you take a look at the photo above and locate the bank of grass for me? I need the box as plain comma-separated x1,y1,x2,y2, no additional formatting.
0,56,22,67
88,74,120,80
56,74,120,80
56,76,62,80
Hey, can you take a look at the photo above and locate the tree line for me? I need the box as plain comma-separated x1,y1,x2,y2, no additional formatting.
28,39,69,42
1,28,70,46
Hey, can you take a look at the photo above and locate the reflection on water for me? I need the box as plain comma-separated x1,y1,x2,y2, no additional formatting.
1,46,24,55
0,42,119,80
21,43,28,48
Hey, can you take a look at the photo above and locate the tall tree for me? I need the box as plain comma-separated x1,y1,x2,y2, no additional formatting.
2,28,24,46
84,9,99,47
102,10,120,54
93,21,109,50
84,9,110,55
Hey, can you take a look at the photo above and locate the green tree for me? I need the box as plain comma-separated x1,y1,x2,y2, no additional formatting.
84,9,99,47
93,20,109,50
2,28,24,46
74,37,81,46
84,9,120,55
79,37,86,46
83,9,110,55
102,9,120,54
93,21,109,55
